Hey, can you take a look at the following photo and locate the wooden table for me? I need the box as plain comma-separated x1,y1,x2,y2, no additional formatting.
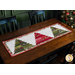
0,18,75,64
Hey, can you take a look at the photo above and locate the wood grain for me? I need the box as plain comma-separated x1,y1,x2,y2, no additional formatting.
0,18,75,64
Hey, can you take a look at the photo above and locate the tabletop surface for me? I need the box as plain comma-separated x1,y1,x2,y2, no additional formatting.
0,18,75,64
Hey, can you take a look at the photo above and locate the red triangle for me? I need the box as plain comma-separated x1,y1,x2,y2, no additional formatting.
34,33,53,45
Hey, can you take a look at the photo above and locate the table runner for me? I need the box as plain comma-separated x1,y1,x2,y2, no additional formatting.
2,23,72,57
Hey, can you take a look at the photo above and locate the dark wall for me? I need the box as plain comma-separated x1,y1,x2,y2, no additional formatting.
0,10,59,28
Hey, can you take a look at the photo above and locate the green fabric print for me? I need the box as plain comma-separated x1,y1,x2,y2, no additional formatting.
50,27,68,37
14,39,35,54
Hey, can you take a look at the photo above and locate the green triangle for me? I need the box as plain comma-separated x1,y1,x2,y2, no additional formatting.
14,39,35,54
50,27,68,37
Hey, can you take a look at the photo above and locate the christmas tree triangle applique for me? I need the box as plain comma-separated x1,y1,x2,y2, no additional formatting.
14,39,35,54
50,27,68,37
34,33,53,45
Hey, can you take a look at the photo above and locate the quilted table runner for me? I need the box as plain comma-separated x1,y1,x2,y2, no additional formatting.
2,23,72,57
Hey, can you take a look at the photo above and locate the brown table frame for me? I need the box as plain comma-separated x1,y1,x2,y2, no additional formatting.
0,18,75,64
